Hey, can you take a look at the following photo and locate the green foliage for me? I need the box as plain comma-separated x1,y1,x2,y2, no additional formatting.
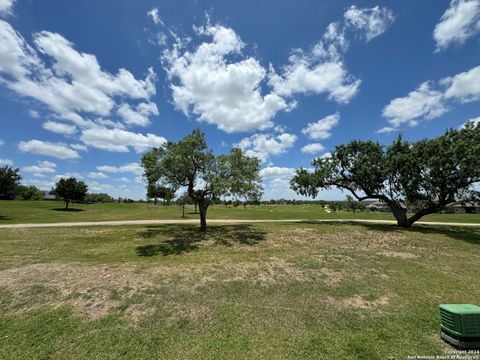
85,193,114,203
147,183,176,205
291,122,480,227
19,185,43,201
53,177,88,209
141,129,263,231
345,195,361,213
0,166,22,200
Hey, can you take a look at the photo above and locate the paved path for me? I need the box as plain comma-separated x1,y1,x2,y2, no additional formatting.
0,218,479,229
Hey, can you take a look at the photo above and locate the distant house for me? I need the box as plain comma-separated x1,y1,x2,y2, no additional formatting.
444,200,480,214
364,201,391,212
41,190,56,200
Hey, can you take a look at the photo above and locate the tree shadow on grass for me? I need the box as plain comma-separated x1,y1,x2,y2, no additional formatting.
135,224,267,256
301,220,480,246
0,215,10,221
50,208,86,212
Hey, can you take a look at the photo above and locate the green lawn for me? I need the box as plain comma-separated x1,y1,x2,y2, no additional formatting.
1,200,479,224
0,222,479,358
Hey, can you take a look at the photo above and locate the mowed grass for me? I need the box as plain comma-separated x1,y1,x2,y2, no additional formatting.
0,222,479,358
1,200,479,224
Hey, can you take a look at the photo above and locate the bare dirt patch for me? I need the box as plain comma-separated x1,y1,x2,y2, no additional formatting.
325,295,390,310
0,263,153,319
379,251,419,259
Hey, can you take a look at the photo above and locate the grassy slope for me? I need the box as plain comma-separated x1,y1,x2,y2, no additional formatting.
0,223,479,358
1,200,479,224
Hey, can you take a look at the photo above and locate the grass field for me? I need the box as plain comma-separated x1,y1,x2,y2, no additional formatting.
1,200,480,224
1,221,479,358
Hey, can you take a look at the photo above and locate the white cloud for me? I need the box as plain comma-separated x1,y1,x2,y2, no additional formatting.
382,82,448,128
163,24,288,133
344,5,395,41
301,143,326,154
81,127,166,153
117,102,159,127
236,133,297,163
0,158,12,166
147,8,163,25
375,126,398,134
0,20,158,131
460,115,480,128
0,138,4,146
434,0,480,51
442,65,480,102
97,162,143,175
259,166,295,179
43,121,77,135
269,6,393,104
70,143,88,152
0,0,14,16
301,113,339,140
23,160,57,174
18,140,80,159
87,172,108,179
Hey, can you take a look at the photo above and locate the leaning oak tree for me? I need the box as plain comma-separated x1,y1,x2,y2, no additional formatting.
53,177,88,210
291,122,480,227
141,129,263,232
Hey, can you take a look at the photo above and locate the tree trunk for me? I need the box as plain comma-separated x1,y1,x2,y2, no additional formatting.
65,200,70,210
194,202,198,214
182,204,185,218
406,207,436,227
154,197,157,205
199,202,208,232
389,203,409,227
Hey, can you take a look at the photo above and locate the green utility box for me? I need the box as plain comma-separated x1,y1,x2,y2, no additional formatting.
439,304,480,349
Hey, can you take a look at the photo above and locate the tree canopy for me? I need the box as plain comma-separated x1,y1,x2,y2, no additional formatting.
141,129,263,231
53,177,88,209
291,122,480,227
0,166,22,200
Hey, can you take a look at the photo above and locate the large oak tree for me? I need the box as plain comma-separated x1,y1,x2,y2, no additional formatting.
141,129,263,232
291,123,480,227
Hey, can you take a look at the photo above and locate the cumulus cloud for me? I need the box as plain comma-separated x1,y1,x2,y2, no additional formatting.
70,143,88,152
117,102,159,127
259,166,296,179
163,24,289,133
236,133,297,163
0,20,161,141
375,126,398,134
18,140,80,159
381,64,480,131
442,65,480,102
382,82,448,128
434,0,480,51
23,160,57,174
269,6,394,104
344,5,395,41
0,158,12,165
0,0,14,16
301,113,339,140
81,127,166,153
163,7,393,133
87,172,108,179
42,121,77,135
97,162,143,175
301,143,326,154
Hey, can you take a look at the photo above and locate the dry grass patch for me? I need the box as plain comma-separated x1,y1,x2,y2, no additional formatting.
0,263,153,318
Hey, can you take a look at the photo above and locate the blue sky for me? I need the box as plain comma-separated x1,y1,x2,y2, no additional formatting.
0,0,479,200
